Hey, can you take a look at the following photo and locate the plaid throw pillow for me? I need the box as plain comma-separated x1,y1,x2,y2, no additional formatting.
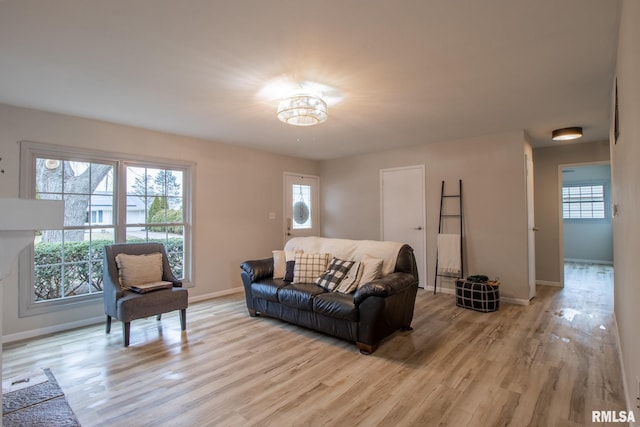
293,252,330,284
334,261,361,294
315,258,356,291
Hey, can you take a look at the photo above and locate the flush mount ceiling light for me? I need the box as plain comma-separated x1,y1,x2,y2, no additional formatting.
552,127,583,141
259,77,340,126
277,94,328,126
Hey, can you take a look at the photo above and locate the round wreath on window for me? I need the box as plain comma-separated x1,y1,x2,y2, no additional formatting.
293,201,310,224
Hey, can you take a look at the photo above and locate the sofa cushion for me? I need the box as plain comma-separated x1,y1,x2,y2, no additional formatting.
315,258,356,291
313,292,358,321
278,283,326,310
251,279,287,302
293,252,330,284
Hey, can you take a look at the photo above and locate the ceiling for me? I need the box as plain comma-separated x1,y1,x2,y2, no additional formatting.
0,0,621,160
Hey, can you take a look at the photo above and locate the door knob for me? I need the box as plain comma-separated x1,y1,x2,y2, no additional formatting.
414,226,423,230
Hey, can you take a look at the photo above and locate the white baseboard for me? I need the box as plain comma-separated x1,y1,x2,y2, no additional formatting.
188,287,244,303
613,314,634,423
2,287,245,344
425,286,530,306
537,280,562,287
3,315,105,344
424,286,456,295
501,296,530,306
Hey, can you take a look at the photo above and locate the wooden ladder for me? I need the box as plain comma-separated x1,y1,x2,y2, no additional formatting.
434,179,464,294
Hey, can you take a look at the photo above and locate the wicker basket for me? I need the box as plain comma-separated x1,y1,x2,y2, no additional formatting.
455,279,500,312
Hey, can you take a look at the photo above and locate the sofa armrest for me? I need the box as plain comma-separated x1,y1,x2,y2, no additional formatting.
240,258,274,282
353,272,417,305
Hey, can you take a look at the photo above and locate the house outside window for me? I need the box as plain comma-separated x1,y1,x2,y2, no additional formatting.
562,184,606,220
19,141,193,317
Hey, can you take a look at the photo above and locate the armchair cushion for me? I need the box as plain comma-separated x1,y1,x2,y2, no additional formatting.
115,252,163,287
117,287,188,323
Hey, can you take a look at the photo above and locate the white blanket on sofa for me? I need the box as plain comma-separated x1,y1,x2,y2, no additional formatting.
284,236,404,277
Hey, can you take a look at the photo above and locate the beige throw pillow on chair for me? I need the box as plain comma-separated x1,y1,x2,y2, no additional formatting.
115,252,163,288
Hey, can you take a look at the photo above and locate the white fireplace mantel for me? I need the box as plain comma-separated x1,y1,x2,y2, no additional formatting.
0,198,64,280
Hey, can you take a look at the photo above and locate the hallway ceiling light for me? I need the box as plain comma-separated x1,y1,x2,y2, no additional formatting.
552,127,583,141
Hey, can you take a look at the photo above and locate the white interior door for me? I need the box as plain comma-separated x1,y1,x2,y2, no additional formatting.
381,165,426,288
525,152,536,299
284,173,320,243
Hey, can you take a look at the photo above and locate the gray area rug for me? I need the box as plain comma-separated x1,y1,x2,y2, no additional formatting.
3,368,80,427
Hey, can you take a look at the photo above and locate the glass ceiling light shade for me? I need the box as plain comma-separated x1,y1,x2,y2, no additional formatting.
552,127,583,141
277,94,328,126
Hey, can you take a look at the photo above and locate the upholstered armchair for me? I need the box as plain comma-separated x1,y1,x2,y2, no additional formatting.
103,242,188,347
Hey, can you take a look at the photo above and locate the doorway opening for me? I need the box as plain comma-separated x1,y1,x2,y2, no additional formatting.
559,162,613,289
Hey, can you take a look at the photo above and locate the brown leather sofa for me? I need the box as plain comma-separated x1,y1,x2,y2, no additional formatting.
240,239,418,354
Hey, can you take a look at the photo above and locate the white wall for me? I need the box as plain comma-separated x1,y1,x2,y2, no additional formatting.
319,131,531,302
0,103,318,339
612,0,640,413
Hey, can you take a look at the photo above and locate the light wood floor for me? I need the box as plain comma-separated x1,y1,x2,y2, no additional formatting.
3,263,626,426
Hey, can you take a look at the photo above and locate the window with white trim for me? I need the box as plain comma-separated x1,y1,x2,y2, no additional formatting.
562,184,606,219
19,142,193,317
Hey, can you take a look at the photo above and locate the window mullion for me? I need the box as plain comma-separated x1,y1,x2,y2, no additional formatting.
115,160,127,243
